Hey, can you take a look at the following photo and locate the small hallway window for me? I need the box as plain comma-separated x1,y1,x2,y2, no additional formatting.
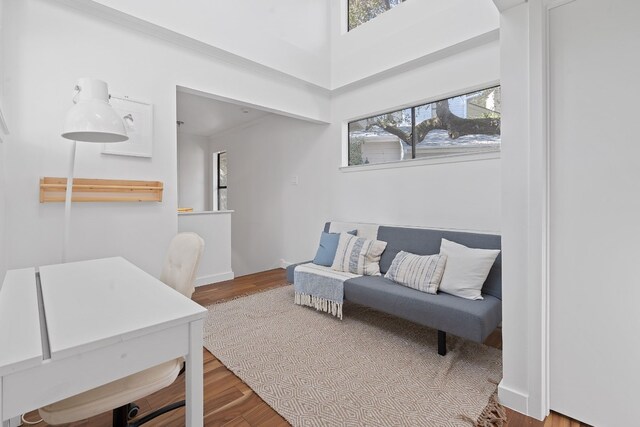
348,0,407,30
214,151,228,210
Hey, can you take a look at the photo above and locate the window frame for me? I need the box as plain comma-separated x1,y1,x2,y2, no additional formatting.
217,151,227,210
347,0,407,31
346,85,501,167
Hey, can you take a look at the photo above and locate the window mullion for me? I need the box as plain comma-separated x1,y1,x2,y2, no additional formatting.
411,107,416,159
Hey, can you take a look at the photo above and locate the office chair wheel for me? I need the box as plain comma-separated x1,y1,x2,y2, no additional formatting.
127,403,140,420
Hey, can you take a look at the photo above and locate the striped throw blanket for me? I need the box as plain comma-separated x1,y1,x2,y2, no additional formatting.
293,263,360,320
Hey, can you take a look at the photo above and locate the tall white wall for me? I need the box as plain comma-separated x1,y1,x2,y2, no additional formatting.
2,0,329,276
330,0,499,89
0,0,7,283
498,1,534,417
177,132,211,212
330,40,502,231
69,0,498,91
547,1,640,425
85,0,331,88
0,140,7,283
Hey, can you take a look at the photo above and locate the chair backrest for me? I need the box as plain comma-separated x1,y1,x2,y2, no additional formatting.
159,232,205,299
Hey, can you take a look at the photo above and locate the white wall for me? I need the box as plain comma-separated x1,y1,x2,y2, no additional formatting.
0,0,7,283
330,40,502,232
330,0,499,89
548,2,640,426
2,0,329,276
72,0,498,91
498,1,534,416
210,39,501,277
178,212,233,286
177,132,210,212
209,115,332,277
0,140,7,283
84,0,331,88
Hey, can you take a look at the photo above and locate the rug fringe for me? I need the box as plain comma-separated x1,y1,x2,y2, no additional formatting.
475,391,507,427
457,390,507,427
294,292,343,320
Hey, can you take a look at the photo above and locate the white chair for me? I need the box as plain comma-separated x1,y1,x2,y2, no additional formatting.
38,233,205,426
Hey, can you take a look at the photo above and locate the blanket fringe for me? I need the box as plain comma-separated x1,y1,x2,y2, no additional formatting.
294,292,343,320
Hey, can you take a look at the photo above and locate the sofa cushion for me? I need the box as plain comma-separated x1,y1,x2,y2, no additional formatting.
439,239,500,300
384,251,447,294
332,233,387,276
312,230,356,267
343,275,501,343
376,225,502,300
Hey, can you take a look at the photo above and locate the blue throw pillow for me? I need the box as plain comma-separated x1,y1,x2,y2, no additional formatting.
313,230,356,267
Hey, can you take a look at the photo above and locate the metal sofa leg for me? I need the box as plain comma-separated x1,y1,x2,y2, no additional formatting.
438,330,447,356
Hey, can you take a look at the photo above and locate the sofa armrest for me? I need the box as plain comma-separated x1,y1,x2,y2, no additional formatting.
286,261,313,283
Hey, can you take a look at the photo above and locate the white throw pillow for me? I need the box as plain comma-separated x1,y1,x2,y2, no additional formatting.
438,239,500,300
331,233,387,276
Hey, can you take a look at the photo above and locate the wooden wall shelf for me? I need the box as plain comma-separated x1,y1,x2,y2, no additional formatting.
40,177,163,203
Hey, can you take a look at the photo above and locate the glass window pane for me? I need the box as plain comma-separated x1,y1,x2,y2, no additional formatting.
218,188,227,211
218,152,227,187
348,0,406,30
414,87,501,158
348,108,411,166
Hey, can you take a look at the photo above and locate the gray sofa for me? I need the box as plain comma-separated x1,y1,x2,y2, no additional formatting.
286,222,502,356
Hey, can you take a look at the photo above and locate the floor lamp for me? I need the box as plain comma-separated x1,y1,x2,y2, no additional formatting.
60,78,128,262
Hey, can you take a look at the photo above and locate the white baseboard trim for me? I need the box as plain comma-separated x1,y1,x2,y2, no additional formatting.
280,259,294,269
195,271,234,287
498,380,529,416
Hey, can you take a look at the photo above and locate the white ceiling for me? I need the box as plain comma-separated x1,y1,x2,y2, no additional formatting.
176,91,270,138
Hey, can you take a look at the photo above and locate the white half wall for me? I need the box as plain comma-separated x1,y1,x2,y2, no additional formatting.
177,132,211,212
2,0,329,276
178,212,233,286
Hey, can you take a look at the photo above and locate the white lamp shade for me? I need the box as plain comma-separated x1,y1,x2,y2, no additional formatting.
61,78,128,143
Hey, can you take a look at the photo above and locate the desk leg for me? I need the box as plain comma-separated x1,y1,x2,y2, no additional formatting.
186,319,204,427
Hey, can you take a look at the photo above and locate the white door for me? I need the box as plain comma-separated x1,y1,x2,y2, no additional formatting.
549,1,640,426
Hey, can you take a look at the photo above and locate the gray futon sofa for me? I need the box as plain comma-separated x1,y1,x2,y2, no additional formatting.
286,222,502,356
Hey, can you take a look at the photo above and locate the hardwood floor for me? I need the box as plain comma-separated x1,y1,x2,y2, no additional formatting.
23,269,588,427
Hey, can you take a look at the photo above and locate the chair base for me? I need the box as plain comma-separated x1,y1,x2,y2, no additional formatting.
112,400,186,427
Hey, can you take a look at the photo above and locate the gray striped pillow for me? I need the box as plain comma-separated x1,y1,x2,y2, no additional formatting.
384,251,448,294
331,233,387,276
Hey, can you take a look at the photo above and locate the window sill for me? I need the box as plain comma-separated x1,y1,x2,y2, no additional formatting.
340,150,500,173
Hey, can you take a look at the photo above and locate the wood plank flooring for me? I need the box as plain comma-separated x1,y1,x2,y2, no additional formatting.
23,269,589,427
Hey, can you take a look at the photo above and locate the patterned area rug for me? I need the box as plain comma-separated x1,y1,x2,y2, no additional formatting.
203,285,503,426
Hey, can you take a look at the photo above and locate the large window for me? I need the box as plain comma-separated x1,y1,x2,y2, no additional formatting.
348,0,406,30
348,86,501,166
217,151,227,210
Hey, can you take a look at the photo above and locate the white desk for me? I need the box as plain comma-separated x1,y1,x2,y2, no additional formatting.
0,257,207,427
